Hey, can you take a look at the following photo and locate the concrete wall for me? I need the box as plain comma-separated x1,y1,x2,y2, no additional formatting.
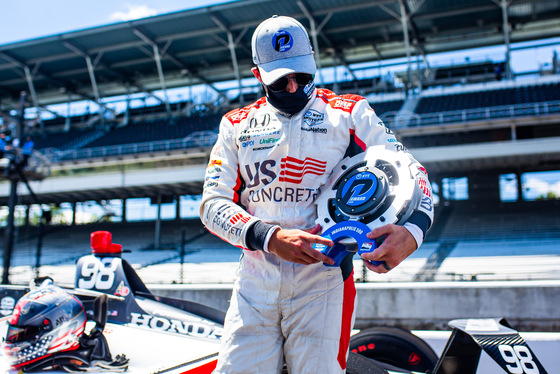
149,280,560,332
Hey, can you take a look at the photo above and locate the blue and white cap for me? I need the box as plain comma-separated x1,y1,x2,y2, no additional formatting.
251,15,317,85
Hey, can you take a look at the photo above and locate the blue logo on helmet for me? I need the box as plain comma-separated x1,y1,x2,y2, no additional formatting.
272,30,293,52
340,172,378,207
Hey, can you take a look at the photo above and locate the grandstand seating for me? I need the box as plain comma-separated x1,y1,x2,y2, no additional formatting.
31,95,401,155
2,197,557,271
431,61,500,85
227,91,262,107
1,218,235,268
16,79,556,165
398,81,560,127
127,103,169,117
334,77,379,93
322,76,400,96
415,82,560,114
401,128,512,148
428,201,560,243
31,127,104,151
371,100,404,117
83,114,221,148
40,112,96,129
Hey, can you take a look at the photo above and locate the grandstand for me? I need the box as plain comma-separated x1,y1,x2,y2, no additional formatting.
0,0,559,286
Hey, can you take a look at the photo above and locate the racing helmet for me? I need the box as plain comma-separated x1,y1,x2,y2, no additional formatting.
3,284,87,369
316,145,423,231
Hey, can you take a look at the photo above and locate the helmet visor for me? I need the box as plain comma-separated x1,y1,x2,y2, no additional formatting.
6,325,44,343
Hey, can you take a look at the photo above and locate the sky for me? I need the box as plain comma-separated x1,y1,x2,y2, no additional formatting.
0,1,235,45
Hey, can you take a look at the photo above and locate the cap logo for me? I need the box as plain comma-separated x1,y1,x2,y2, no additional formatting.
272,30,293,52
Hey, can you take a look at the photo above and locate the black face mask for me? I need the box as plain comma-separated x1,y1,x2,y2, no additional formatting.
266,80,315,116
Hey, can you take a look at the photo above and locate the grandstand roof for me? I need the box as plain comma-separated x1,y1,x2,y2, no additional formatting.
1,0,560,111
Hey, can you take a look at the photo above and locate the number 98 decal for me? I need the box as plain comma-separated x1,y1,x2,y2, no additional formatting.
499,345,539,374
78,256,119,290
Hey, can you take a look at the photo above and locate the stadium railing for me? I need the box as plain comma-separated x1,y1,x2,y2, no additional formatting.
45,131,218,162
385,100,560,128
44,100,559,161
38,99,559,162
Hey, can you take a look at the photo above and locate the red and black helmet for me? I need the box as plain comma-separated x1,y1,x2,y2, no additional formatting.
3,284,86,369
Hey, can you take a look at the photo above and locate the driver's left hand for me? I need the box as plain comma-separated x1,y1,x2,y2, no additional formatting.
360,224,417,273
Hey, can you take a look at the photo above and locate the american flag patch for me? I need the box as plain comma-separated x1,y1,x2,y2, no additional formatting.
418,177,431,197
230,213,251,225
279,156,327,184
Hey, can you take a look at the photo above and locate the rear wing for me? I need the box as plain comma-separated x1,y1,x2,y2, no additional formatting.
433,318,548,374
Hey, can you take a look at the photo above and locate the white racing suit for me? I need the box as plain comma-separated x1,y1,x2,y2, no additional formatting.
201,88,434,374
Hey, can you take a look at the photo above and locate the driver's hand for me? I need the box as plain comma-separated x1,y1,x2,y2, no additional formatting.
268,224,335,265
360,224,417,273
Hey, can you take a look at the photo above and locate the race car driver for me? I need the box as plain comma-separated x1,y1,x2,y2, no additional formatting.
200,15,434,374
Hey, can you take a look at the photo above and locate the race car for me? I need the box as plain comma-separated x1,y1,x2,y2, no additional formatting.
0,230,550,374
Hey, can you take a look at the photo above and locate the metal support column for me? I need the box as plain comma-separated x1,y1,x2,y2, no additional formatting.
133,30,171,115
65,94,72,132
298,1,331,85
124,83,131,126
398,0,413,94
307,17,323,84
84,56,101,104
0,52,44,130
2,181,18,284
155,194,162,250
175,196,181,221
63,42,115,120
516,172,523,202
152,44,172,115
24,205,30,227
210,15,246,106
84,53,109,121
227,31,244,105
499,0,513,80
23,66,44,130
2,92,26,284
333,55,340,92
122,199,127,223
72,203,77,226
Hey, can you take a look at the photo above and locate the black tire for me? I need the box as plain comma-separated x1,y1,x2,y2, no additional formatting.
349,326,438,372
